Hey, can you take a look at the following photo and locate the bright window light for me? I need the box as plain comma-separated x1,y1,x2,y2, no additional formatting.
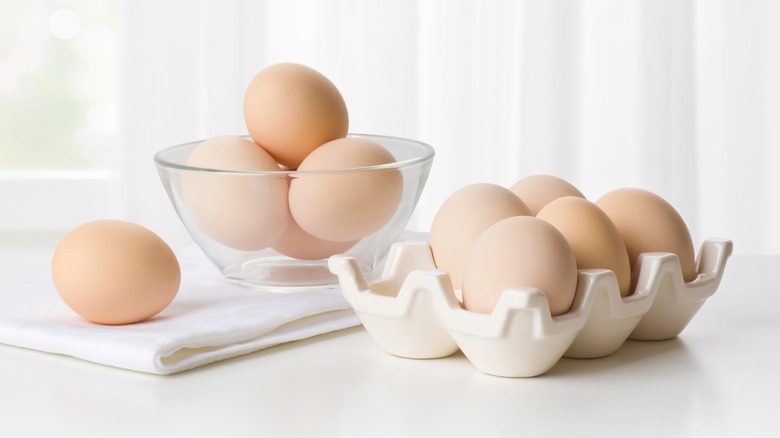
0,0,117,169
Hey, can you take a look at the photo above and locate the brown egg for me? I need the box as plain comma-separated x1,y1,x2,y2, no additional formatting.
537,197,632,296
243,63,349,169
510,174,585,215
429,183,531,290
183,135,290,251
51,220,180,325
288,137,403,242
272,218,358,260
595,188,697,287
462,216,578,316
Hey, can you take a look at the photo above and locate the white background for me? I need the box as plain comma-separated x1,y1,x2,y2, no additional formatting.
2,0,779,269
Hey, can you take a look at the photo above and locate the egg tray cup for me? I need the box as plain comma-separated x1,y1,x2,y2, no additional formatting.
328,238,733,378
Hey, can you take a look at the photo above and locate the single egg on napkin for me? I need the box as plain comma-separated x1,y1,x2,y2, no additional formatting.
462,216,578,316
243,63,349,169
429,183,531,290
596,188,697,287
182,135,290,251
288,137,403,242
510,174,585,215
537,196,632,296
51,220,181,325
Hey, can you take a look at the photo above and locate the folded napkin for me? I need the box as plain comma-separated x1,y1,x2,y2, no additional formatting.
0,245,360,374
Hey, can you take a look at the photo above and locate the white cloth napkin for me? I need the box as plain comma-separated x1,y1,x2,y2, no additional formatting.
0,245,361,374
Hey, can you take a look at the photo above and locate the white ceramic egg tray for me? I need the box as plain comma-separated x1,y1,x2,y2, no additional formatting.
328,238,733,378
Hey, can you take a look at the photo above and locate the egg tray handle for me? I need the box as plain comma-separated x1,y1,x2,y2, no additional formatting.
629,238,732,340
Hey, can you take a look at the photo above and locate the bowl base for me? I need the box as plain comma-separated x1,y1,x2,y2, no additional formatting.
227,257,340,292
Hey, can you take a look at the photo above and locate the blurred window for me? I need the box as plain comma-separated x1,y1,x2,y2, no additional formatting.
0,0,117,169
0,0,119,244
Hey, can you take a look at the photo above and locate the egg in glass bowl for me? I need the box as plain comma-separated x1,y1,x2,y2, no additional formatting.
154,133,434,291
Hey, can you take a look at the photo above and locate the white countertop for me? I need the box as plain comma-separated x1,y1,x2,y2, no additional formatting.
0,253,777,438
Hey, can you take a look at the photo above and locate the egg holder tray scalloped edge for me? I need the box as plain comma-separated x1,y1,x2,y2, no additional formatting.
327,238,733,378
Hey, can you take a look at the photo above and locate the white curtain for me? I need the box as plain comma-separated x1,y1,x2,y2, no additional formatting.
120,0,780,255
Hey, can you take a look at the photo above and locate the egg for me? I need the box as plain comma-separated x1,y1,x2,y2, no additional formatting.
595,188,697,287
537,196,632,296
288,137,403,242
462,216,578,316
510,174,585,215
272,218,358,260
182,135,290,251
429,183,531,290
51,220,181,325
243,63,349,169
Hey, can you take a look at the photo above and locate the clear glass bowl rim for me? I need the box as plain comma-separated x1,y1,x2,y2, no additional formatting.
154,133,435,175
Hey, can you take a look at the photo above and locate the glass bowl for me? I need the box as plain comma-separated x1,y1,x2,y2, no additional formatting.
154,133,434,291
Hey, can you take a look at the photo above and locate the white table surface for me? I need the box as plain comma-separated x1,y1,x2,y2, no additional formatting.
0,253,777,438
